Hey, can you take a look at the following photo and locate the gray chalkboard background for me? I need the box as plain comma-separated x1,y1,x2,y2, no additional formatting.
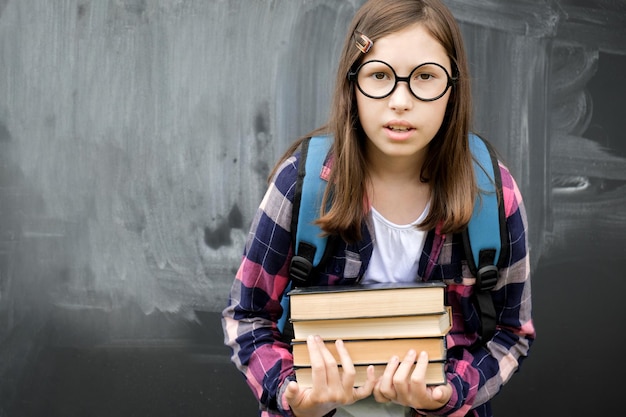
0,1,624,416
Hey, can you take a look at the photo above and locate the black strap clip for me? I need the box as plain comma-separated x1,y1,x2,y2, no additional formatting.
476,264,498,291
289,255,313,286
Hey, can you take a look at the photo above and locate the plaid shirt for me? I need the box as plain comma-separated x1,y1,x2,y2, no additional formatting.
222,148,535,417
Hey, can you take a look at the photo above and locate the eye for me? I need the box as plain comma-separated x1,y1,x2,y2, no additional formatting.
414,72,436,82
412,63,448,82
358,61,394,82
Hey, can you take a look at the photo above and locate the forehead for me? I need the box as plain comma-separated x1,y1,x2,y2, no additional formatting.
365,23,450,72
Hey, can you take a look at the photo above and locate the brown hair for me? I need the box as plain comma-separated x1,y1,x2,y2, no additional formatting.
271,0,475,242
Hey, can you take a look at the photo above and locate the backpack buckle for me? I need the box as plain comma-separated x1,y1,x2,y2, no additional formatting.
289,255,313,285
476,265,498,291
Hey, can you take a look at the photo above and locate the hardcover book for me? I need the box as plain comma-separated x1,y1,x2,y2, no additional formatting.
288,281,446,321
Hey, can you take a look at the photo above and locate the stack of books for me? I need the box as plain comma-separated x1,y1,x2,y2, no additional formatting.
288,282,450,387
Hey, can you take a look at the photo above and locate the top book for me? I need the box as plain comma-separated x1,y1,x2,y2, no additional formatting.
288,282,446,321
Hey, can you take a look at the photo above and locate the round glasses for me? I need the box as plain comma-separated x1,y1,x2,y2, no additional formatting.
348,60,456,102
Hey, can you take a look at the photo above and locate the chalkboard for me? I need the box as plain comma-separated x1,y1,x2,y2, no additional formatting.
0,1,624,416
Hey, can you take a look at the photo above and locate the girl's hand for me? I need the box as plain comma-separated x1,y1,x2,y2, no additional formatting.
373,350,452,411
284,335,376,417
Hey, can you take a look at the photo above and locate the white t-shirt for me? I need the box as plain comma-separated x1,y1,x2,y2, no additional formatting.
362,204,429,285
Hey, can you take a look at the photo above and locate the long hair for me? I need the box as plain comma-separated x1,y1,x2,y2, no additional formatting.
270,0,475,242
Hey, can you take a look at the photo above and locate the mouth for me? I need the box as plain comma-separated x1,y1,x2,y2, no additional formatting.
386,125,412,132
383,120,415,141
384,121,415,133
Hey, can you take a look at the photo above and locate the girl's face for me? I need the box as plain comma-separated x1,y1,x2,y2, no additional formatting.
355,23,452,165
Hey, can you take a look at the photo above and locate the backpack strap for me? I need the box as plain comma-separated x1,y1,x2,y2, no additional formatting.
463,133,509,342
289,135,333,284
278,135,332,334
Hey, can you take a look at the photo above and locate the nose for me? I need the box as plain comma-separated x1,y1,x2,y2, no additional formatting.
388,80,413,111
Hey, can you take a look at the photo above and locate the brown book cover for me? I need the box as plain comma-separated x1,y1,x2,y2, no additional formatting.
292,336,447,367
288,282,446,321
292,307,452,341
294,361,447,387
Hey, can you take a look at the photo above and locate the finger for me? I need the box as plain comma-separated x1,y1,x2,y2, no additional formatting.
431,384,445,401
317,336,341,385
430,382,452,403
335,340,375,399
393,349,418,397
354,364,377,400
306,335,329,389
377,355,400,399
334,340,356,390
372,378,390,403
396,349,418,378
409,351,431,389
283,380,302,407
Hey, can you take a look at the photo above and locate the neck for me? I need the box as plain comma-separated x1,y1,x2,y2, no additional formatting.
364,147,431,224
365,147,426,185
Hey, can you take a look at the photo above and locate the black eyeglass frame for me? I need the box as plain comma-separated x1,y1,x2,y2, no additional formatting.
347,60,458,102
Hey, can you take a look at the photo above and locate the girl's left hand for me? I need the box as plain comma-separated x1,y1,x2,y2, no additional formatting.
373,350,452,411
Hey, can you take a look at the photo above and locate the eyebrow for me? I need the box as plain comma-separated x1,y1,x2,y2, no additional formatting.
365,60,450,72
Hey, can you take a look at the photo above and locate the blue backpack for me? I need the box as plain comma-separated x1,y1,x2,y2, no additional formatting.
278,134,509,342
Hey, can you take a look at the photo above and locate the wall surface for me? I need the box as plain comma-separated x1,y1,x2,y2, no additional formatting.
0,0,624,416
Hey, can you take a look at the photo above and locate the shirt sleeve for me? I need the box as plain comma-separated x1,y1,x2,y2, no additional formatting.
420,163,536,417
222,155,300,417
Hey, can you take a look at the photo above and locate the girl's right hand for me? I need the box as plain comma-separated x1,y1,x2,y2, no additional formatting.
373,350,452,411
284,335,376,417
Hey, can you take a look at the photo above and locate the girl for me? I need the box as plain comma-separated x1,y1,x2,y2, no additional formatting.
222,0,535,416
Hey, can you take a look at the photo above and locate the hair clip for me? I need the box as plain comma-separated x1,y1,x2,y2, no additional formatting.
355,31,373,54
